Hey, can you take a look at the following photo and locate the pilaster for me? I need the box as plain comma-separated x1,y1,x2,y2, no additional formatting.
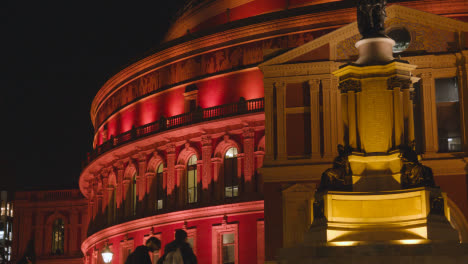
420,72,438,153
276,82,287,160
309,79,321,158
243,127,255,193
201,135,213,201
264,83,275,162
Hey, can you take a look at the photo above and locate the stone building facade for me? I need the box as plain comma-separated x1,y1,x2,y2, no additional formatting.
12,190,88,264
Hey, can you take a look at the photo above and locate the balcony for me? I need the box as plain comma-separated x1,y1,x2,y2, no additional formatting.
85,97,264,166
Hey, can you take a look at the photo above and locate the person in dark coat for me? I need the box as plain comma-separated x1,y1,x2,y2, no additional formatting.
157,229,197,264
125,237,161,264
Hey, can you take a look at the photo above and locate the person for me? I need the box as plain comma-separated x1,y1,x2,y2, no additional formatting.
158,229,197,264
125,236,161,264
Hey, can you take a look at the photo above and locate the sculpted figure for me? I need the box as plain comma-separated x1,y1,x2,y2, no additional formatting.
357,0,387,38
399,143,436,189
318,145,353,192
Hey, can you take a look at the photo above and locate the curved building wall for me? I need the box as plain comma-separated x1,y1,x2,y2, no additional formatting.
80,1,468,264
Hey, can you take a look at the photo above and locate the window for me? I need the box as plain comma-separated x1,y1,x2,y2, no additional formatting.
436,77,462,152
224,148,239,198
1,201,5,216
0,231,4,240
156,164,164,210
5,203,9,217
187,155,198,204
222,233,235,264
52,219,65,255
212,222,238,264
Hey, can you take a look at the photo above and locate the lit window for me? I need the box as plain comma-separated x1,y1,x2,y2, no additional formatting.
5,203,9,217
222,233,235,264
9,231,12,241
224,148,239,198
10,204,13,217
0,231,4,240
1,201,5,216
435,77,462,152
156,164,164,210
187,155,198,204
52,219,65,255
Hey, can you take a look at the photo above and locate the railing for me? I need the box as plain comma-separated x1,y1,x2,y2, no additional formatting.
85,98,264,166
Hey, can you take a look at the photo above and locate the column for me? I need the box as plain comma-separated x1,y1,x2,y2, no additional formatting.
106,186,114,225
264,83,275,161
243,127,255,193
101,175,109,214
201,135,213,201
276,82,287,160
309,80,321,158
393,87,404,147
347,91,357,149
403,86,415,144
196,160,203,203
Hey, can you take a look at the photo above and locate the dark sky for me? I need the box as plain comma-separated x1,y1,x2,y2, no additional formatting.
2,1,186,190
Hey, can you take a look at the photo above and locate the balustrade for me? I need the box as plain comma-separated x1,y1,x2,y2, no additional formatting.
85,98,264,165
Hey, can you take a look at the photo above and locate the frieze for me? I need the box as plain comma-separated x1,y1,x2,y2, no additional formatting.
94,30,328,128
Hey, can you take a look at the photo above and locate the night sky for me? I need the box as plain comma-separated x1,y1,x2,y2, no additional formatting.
2,1,186,190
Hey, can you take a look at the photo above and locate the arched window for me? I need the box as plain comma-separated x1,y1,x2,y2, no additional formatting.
224,148,239,198
156,164,165,210
132,173,137,216
187,155,198,204
52,219,64,255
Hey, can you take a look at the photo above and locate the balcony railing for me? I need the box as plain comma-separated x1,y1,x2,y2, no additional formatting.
85,98,264,166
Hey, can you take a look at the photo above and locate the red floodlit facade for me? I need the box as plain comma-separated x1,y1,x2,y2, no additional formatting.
78,1,468,264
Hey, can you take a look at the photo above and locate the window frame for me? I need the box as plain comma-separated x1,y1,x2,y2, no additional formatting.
212,221,238,264
187,155,198,204
156,163,165,210
51,218,65,255
224,147,239,198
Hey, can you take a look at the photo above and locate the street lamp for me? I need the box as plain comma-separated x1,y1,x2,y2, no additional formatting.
101,244,113,264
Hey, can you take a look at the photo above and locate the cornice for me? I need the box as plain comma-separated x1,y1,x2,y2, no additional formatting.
81,201,264,253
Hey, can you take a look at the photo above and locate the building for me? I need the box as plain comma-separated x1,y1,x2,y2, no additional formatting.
78,0,468,264
0,190,13,263
12,190,88,264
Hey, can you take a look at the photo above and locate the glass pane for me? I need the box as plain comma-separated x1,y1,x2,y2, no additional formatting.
222,245,235,264
157,200,163,210
436,78,459,103
188,155,197,166
157,164,164,173
223,233,235,244
436,78,462,152
225,148,238,158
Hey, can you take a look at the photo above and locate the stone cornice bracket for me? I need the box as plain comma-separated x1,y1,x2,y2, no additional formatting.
223,134,230,142
166,143,176,154
339,79,362,93
201,135,212,147
243,127,255,138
